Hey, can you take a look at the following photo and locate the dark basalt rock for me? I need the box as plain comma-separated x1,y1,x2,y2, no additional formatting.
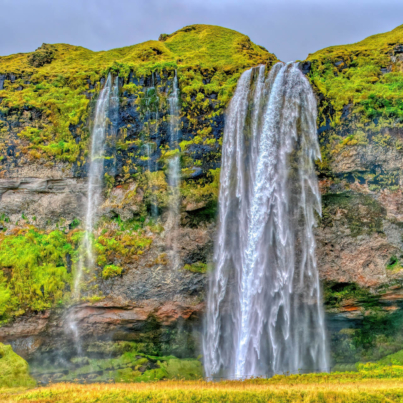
299,61,311,75
394,44,403,54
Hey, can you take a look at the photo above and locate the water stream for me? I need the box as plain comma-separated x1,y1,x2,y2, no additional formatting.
68,73,119,352
203,62,328,379
167,71,181,269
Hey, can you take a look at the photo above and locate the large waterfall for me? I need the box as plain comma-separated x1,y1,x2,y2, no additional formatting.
167,71,181,268
203,62,328,379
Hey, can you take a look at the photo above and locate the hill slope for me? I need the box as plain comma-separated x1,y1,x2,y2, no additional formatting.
308,24,403,126
0,24,277,166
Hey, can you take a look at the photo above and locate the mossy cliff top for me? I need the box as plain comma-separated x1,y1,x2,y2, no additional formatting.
307,24,403,127
0,24,275,74
0,24,277,167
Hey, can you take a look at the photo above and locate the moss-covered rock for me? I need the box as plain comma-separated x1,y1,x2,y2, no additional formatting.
308,24,403,127
29,341,201,384
0,24,277,169
0,343,36,388
2,22,403,375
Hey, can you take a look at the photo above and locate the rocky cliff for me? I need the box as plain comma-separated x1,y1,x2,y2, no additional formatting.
304,24,403,366
1,23,403,380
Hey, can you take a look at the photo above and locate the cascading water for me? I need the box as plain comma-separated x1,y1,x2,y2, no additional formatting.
68,73,119,351
203,62,328,379
167,71,181,268
143,72,159,217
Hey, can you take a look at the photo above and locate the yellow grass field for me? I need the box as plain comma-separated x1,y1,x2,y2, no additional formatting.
3,371,403,403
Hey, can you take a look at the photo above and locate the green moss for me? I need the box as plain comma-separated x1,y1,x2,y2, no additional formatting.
321,192,385,237
102,264,122,279
378,348,403,365
0,229,72,322
94,228,152,268
324,282,378,309
308,24,403,125
31,341,202,384
181,168,220,207
183,262,208,274
0,25,277,168
0,343,36,388
140,170,169,210
386,255,403,271
27,43,55,68
161,358,203,380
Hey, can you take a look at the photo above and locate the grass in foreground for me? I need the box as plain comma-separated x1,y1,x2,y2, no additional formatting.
3,369,403,403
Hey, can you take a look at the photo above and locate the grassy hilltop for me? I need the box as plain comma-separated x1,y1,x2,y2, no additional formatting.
0,24,277,165
308,24,403,126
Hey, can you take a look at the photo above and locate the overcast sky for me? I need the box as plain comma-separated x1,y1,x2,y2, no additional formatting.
1,0,403,61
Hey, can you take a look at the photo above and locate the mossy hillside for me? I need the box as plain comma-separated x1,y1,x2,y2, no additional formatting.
183,262,208,274
330,307,403,365
0,217,153,322
0,228,72,322
0,343,36,388
0,25,277,172
67,216,154,295
306,24,403,183
308,24,403,126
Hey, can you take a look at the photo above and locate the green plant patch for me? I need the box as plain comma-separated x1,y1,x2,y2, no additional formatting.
0,24,278,168
0,343,36,388
0,229,73,322
308,24,403,127
102,265,122,279
183,262,208,274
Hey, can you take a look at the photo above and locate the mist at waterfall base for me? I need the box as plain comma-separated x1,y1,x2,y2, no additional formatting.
203,62,329,380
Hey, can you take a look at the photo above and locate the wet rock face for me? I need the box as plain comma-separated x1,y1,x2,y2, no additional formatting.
0,178,212,363
2,61,403,373
0,177,86,229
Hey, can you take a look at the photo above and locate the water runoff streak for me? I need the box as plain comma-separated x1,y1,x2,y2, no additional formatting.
69,73,119,351
203,63,328,379
167,71,181,268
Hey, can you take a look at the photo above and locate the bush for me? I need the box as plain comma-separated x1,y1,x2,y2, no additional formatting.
0,343,36,388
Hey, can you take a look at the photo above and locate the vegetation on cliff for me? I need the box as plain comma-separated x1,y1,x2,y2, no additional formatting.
0,229,72,322
0,220,152,322
0,342,36,388
31,341,202,384
0,24,277,169
308,24,403,126
307,24,403,182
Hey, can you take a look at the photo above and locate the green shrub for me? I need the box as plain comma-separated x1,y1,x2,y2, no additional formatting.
0,229,72,321
0,343,36,388
102,265,122,279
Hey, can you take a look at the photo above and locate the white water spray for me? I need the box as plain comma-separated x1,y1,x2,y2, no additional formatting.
69,73,119,351
167,71,181,268
203,63,328,379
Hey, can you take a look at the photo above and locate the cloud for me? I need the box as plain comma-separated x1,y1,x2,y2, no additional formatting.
1,0,403,61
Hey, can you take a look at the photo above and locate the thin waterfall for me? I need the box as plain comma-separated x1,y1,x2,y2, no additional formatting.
144,72,159,218
167,71,181,268
203,62,328,379
68,73,119,352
